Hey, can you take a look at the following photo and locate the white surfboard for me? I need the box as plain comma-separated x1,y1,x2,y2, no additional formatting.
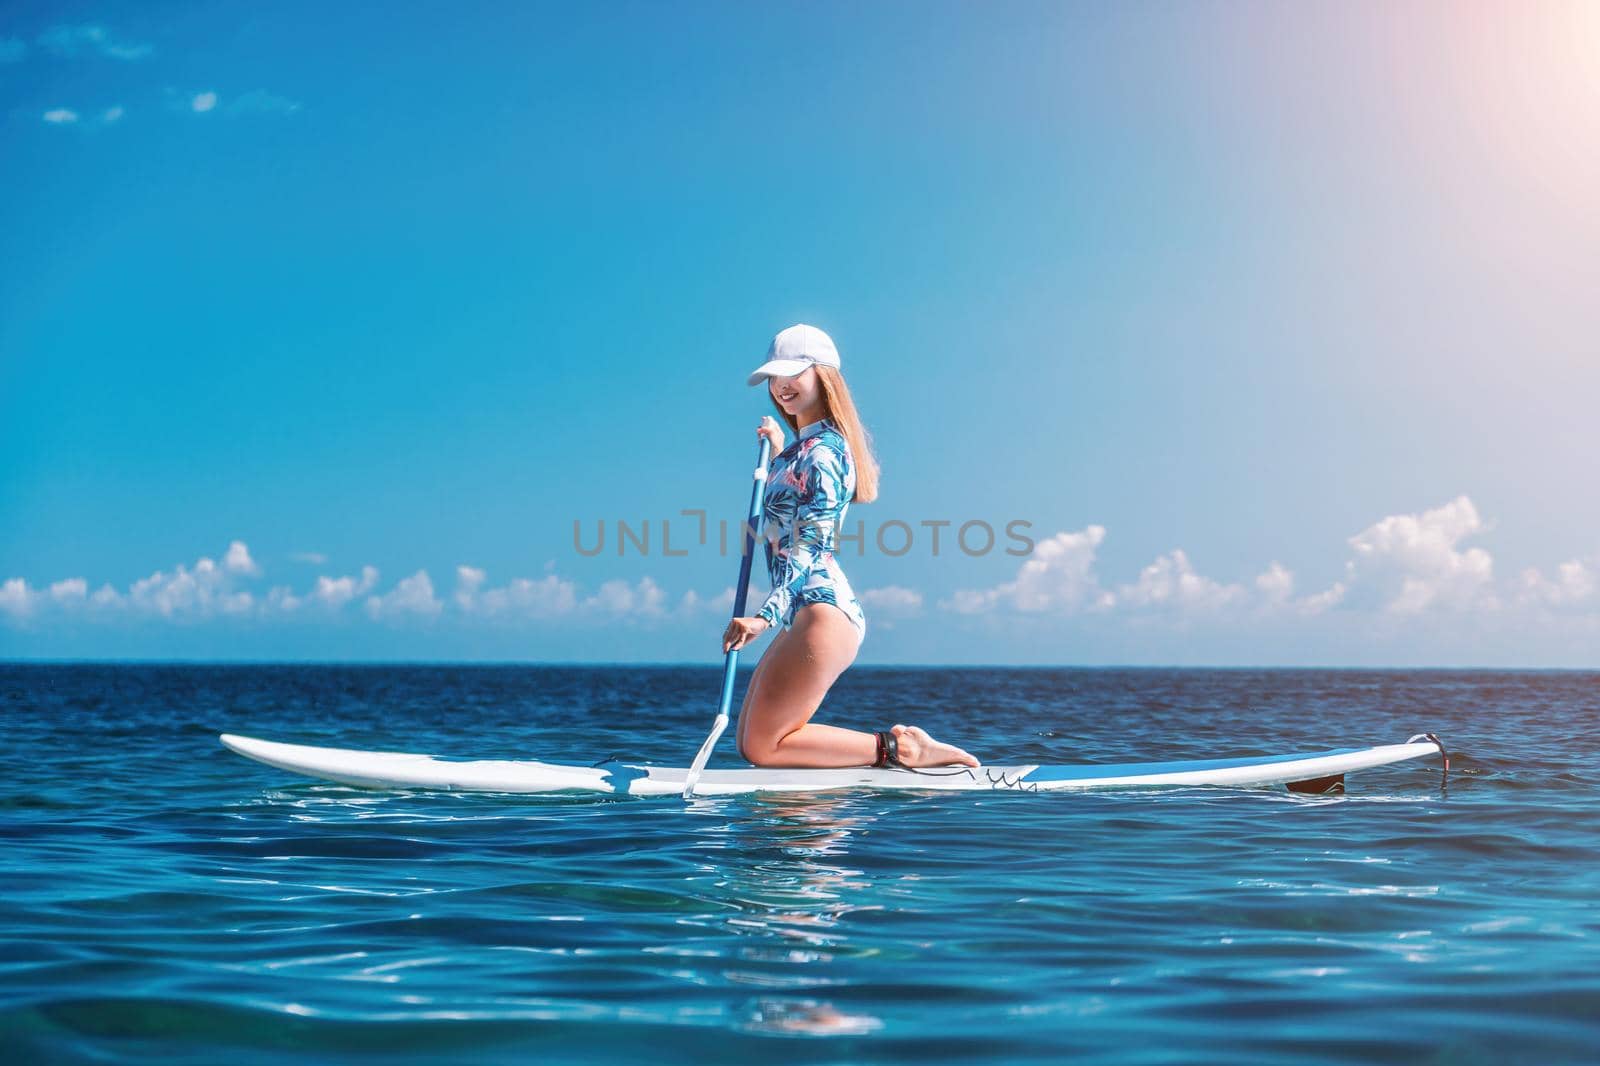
218,733,1446,797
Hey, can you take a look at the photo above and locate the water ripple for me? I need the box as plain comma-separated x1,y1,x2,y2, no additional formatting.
3,664,1598,1064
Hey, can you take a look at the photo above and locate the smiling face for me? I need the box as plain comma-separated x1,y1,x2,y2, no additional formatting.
768,366,827,424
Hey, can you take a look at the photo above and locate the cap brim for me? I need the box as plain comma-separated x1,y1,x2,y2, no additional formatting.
746,358,813,386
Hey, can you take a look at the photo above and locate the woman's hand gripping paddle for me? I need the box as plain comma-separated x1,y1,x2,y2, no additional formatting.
682,436,773,799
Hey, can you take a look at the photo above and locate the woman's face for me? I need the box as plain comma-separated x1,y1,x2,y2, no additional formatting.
769,366,823,419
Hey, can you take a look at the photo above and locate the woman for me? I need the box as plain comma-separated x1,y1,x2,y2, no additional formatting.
723,324,979,771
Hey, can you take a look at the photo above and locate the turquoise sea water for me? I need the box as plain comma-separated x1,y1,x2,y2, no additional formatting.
2,664,1597,1064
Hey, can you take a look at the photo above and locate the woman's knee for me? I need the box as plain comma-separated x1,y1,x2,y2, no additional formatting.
740,731,782,766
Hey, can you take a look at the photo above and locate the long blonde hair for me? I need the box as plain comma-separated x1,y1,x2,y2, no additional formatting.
770,365,880,503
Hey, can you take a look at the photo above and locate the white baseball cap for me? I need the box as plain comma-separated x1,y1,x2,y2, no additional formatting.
746,324,841,386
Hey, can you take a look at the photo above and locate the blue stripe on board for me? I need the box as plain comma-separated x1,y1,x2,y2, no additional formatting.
1021,748,1364,783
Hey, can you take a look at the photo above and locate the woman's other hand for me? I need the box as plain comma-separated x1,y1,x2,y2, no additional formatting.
722,615,770,653
757,416,786,455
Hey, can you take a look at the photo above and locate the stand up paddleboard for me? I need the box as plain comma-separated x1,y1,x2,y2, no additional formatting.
219,733,1448,797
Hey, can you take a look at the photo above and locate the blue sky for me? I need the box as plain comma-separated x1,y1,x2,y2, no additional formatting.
3,1,1599,665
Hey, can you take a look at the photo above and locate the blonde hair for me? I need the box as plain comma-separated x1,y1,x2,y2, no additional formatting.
769,365,880,503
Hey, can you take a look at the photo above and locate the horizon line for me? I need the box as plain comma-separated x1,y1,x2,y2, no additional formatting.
2,657,1595,673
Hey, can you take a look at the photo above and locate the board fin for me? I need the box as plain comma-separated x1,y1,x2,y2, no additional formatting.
1286,773,1345,795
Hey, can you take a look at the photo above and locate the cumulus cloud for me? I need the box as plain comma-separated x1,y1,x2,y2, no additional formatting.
43,109,79,125
1,578,37,618
127,555,255,618
223,540,259,576
365,570,443,620
449,572,666,620
582,577,666,619
1,501,1587,655
311,566,380,609
860,585,925,616
454,565,487,611
1117,550,1245,612
265,586,302,613
1517,556,1597,609
37,24,152,61
1254,562,1294,605
453,567,580,618
1343,495,1495,613
191,91,218,113
49,578,88,605
2,547,690,631
676,586,737,616
1300,581,1347,615
943,525,1111,614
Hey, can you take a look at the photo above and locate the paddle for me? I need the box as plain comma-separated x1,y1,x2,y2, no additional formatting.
682,435,774,799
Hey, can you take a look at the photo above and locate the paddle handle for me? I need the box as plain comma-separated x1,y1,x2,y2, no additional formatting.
683,436,773,799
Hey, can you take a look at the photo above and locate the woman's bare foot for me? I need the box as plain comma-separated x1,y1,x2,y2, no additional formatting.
890,724,980,768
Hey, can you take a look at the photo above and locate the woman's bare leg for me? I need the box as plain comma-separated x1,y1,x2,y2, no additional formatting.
735,623,787,760
739,604,873,768
737,604,980,768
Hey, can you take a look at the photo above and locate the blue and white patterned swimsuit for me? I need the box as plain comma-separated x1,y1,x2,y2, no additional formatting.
755,418,867,640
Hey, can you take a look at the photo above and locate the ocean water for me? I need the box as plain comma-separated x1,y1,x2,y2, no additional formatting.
2,664,1597,1065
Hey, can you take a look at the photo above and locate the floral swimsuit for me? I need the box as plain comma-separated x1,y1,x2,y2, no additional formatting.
754,418,867,641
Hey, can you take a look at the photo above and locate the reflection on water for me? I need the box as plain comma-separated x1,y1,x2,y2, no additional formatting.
689,793,884,1034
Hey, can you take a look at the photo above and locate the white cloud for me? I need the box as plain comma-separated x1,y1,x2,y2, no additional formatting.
1344,496,1495,613
860,585,924,616
101,105,124,124
266,586,302,613
290,552,328,565
1118,549,1246,612
365,570,443,620
1300,582,1347,615
311,566,379,609
454,565,487,611
484,575,581,617
43,109,79,125
1,578,37,618
1517,557,1597,609
942,525,1111,614
0,37,27,63
1250,562,1346,616
124,553,259,618
582,576,666,618
453,567,581,618
167,87,302,119
1,504,1591,659
676,586,736,616
37,24,152,61
49,578,88,605
1255,562,1294,604
223,540,260,576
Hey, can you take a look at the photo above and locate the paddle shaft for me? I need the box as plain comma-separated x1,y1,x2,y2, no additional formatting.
683,436,773,798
